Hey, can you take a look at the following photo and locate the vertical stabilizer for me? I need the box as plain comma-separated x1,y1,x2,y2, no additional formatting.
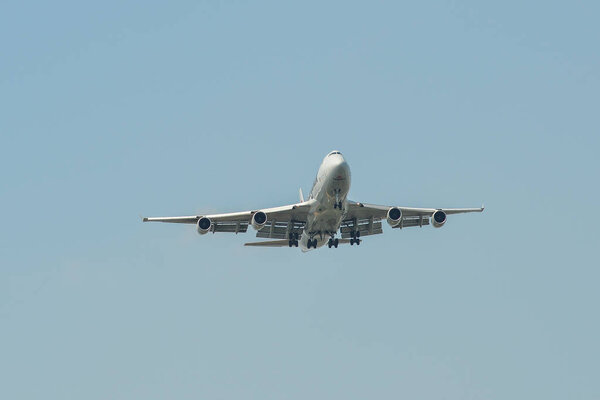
299,188,305,203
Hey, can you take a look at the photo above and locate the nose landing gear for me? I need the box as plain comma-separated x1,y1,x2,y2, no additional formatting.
333,189,343,210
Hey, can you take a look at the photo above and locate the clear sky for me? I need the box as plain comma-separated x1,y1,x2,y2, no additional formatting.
1,1,599,399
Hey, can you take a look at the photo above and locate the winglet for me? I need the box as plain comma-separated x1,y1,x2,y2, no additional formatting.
299,188,305,203
481,203,485,211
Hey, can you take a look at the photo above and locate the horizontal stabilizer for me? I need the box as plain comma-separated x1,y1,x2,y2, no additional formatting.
244,240,291,247
245,238,354,247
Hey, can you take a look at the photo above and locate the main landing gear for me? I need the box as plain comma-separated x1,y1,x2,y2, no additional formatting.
288,232,299,247
306,232,341,249
349,230,361,246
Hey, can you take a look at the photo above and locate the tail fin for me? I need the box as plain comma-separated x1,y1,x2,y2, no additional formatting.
299,188,305,203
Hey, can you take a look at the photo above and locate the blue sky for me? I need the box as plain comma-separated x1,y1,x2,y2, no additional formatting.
1,1,599,399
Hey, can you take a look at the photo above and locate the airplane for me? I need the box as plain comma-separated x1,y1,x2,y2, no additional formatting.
143,150,484,251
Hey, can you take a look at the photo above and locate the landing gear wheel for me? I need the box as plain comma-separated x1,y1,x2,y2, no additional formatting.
334,238,339,248
289,233,299,247
350,229,361,246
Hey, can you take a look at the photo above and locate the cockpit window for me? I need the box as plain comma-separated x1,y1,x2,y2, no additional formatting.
327,151,341,156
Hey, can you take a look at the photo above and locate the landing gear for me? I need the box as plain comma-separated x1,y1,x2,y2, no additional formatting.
288,232,299,247
333,189,343,210
306,233,317,249
349,230,361,246
327,238,339,248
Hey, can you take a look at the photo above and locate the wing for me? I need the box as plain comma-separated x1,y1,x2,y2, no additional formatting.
341,201,484,238
143,199,316,238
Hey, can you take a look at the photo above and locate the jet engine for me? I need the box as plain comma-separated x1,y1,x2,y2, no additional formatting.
432,210,447,228
197,217,212,235
386,207,403,227
251,211,268,231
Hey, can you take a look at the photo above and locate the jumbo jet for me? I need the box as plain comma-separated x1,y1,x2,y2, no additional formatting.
143,151,483,251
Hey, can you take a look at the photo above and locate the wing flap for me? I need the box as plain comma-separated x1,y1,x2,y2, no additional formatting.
340,218,383,238
256,220,306,239
391,216,430,229
212,221,249,233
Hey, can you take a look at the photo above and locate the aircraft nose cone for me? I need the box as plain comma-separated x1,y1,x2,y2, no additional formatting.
332,158,350,180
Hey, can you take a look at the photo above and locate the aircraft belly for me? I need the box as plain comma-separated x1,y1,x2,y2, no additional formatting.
306,209,342,233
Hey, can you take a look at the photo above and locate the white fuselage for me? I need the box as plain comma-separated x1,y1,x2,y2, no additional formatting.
299,152,351,251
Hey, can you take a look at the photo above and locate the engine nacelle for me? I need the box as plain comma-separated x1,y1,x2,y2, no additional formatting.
251,211,268,231
432,210,447,228
197,217,212,235
386,207,403,227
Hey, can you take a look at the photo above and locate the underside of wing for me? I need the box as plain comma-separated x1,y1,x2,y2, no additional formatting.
255,220,306,239
142,199,316,237
142,216,199,224
343,201,484,235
